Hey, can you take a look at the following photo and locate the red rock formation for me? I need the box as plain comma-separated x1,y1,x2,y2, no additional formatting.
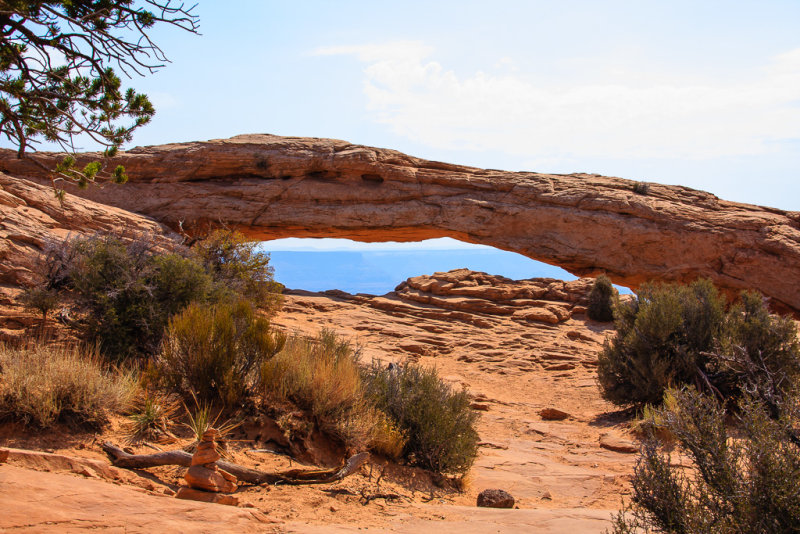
2,134,799,311
0,171,178,337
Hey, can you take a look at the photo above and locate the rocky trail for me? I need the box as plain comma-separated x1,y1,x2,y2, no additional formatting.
1,269,639,533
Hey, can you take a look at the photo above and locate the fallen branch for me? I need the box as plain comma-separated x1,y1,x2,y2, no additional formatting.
101,442,368,485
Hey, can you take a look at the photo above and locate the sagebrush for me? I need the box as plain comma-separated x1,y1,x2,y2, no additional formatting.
611,388,800,533
597,280,799,409
363,361,480,475
157,300,285,406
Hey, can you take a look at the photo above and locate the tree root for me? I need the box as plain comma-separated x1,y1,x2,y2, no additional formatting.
101,441,369,485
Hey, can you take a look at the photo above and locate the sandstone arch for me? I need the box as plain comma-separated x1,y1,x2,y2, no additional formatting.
2,134,800,312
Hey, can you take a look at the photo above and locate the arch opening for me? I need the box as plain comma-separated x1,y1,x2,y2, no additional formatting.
261,237,632,296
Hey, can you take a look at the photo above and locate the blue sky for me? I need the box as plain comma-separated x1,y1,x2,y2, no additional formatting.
7,1,800,253
140,1,798,211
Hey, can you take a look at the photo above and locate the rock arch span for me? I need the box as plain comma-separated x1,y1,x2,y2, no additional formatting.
3,134,800,312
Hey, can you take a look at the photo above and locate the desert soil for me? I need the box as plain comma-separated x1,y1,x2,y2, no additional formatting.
0,271,639,533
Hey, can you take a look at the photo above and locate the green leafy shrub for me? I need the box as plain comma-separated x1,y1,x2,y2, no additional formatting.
0,342,136,428
158,300,285,406
587,274,616,322
363,361,480,475
193,229,283,313
20,286,60,322
713,291,800,415
261,329,382,451
19,230,284,362
598,279,726,407
67,235,213,360
598,280,800,410
611,388,800,533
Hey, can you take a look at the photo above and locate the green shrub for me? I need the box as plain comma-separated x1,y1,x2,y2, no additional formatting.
261,329,381,451
20,286,60,321
68,235,213,360
713,291,800,414
611,388,800,533
0,342,136,428
363,361,480,475
598,279,726,407
20,230,283,362
598,279,800,411
193,229,283,313
587,275,616,322
158,300,285,406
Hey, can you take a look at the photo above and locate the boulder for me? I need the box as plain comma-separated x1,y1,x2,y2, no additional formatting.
477,488,515,509
599,432,639,454
539,408,570,421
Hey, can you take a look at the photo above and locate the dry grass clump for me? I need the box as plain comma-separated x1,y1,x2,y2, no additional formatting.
261,329,381,451
0,342,136,428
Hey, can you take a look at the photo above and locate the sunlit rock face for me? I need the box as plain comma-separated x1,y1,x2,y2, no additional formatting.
2,134,800,312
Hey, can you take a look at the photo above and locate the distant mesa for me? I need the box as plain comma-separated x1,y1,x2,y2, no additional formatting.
1,133,800,313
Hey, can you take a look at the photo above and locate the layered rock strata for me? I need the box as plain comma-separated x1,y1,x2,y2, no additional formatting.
2,134,799,311
0,171,178,338
278,269,604,374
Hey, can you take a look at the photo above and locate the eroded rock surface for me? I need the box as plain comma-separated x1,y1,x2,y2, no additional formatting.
2,134,799,311
0,172,179,339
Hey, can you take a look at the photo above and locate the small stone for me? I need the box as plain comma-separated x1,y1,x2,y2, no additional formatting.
599,432,638,453
191,443,221,466
477,488,515,509
163,487,176,496
470,402,490,411
541,490,552,501
175,487,239,506
544,363,575,371
539,408,570,421
201,428,221,442
185,465,238,493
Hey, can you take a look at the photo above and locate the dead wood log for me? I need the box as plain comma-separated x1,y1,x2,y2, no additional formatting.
101,442,368,485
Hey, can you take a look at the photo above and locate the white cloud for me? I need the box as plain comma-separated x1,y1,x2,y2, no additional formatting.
316,41,800,161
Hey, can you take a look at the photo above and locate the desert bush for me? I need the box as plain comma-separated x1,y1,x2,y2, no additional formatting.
633,181,650,195
20,230,283,361
363,361,480,475
598,279,725,407
261,329,381,450
67,234,214,360
588,274,616,322
193,229,283,313
158,300,285,406
19,286,60,322
610,388,800,533
712,290,800,415
598,279,800,410
0,342,136,428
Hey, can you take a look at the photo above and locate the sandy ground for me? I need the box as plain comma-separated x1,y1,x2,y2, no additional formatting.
0,278,640,533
